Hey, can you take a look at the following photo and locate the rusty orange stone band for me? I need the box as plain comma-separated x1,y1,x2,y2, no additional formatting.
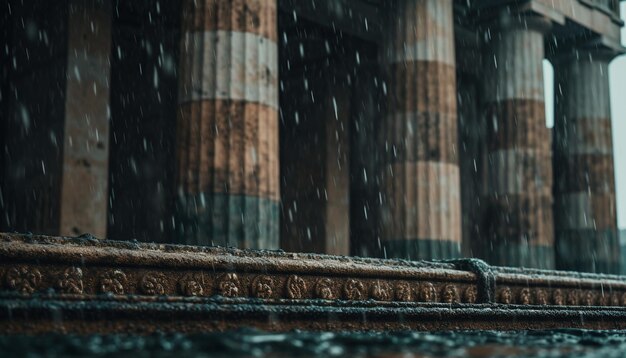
387,61,457,117
177,100,279,200
484,99,550,152
181,0,277,41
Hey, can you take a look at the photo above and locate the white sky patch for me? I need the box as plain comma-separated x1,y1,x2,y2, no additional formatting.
612,2,626,228
543,59,554,128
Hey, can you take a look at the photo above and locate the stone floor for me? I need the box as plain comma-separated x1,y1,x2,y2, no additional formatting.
2,329,626,357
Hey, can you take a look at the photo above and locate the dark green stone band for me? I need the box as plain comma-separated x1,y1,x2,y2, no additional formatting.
556,229,620,274
175,193,279,249
380,239,462,261
479,242,555,270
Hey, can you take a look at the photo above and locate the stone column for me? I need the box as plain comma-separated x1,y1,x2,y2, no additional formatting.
107,1,181,243
59,0,112,238
350,65,383,258
175,0,279,249
1,0,111,238
457,74,484,258
481,15,554,269
280,67,351,256
456,29,484,258
553,47,620,273
380,0,461,260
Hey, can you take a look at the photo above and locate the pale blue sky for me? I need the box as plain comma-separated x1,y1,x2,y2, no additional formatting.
543,2,626,228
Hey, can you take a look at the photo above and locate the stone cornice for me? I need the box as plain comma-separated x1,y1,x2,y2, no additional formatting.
548,36,626,63
2,233,626,333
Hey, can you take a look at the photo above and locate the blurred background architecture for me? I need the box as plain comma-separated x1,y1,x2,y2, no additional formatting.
1,0,624,273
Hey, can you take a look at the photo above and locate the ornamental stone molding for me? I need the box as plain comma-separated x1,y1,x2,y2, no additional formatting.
3,233,626,333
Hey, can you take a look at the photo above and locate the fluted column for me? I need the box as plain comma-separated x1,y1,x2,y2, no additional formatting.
380,0,461,260
553,48,619,273
350,65,383,258
481,16,554,269
59,0,112,238
457,74,484,257
1,0,111,237
175,0,279,249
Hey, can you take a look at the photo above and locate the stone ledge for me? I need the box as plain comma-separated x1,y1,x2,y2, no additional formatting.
3,294,626,333
1,233,626,333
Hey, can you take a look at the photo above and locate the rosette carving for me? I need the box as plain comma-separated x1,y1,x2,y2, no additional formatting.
497,287,512,304
140,273,166,295
395,282,413,302
419,282,437,302
535,289,548,305
179,273,206,297
441,285,459,304
567,290,580,306
315,278,335,300
6,266,42,294
57,267,84,294
598,294,610,306
100,270,127,295
519,288,531,305
218,273,241,298
611,293,620,306
552,289,564,306
252,275,274,299
583,291,595,306
343,279,366,300
463,286,477,304
286,275,307,299
371,281,392,301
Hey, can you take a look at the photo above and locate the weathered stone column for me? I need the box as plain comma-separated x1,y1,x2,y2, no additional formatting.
457,74,483,258
553,47,620,273
456,29,484,258
175,0,279,249
1,0,111,238
280,70,351,256
59,0,112,238
107,2,181,243
350,65,383,258
380,0,461,260
481,15,554,269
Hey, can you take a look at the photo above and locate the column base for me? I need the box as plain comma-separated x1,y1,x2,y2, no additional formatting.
483,242,554,270
176,193,279,249
380,239,461,260
556,229,620,274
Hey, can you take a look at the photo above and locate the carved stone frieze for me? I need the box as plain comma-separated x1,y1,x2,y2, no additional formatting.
315,278,335,300
286,275,307,299
140,273,166,295
371,281,392,301
464,286,477,304
57,267,84,294
343,279,365,300
441,285,460,304
218,273,241,298
6,266,41,294
395,282,413,302
252,276,275,299
418,282,437,302
100,270,127,295
1,233,626,308
179,273,206,297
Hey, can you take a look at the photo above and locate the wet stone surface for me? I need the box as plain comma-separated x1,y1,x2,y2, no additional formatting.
2,329,626,357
